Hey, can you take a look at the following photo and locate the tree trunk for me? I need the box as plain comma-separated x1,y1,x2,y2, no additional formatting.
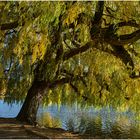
16,80,45,125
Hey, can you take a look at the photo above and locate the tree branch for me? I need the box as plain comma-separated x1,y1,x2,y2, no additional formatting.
61,69,87,87
63,41,94,60
0,21,18,30
49,71,87,89
93,1,104,25
90,1,104,37
49,77,70,88
105,29,140,46
93,44,134,69
112,45,134,69
69,83,88,101
116,20,140,28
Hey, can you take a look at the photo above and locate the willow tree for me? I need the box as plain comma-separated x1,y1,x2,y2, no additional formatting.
1,1,140,124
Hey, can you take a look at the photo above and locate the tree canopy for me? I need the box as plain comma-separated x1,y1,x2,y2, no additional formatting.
1,1,140,124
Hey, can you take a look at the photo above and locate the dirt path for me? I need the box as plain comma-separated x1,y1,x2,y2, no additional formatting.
0,118,81,139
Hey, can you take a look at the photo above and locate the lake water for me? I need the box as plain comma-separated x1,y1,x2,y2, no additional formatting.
1,99,140,138
0,100,21,118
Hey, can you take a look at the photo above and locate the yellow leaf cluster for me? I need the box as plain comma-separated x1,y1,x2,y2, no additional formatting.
14,45,24,64
32,34,50,64
39,112,61,128
0,63,4,78
63,3,85,26
13,24,31,64
75,23,90,45
13,20,50,65
0,79,7,95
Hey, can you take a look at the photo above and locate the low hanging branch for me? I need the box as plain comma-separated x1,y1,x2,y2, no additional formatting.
116,20,140,28
60,69,88,87
104,20,140,46
63,41,94,60
102,21,140,69
49,72,87,89
69,83,88,101
92,43,134,70
105,29,140,46
36,69,88,100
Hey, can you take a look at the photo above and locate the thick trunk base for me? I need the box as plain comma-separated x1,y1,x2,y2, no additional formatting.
16,81,44,125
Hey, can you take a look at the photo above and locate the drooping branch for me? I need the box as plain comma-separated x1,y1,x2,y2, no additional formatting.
63,41,94,60
47,70,89,100
112,45,134,69
104,28,140,46
101,20,140,69
102,24,135,69
60,69,88,87
49,77,70,88
49,72,87,89
119,30,140,44
92,44,134,69
69,83,88,101
105,6,116,15
0,21,18,30
116,20,140,28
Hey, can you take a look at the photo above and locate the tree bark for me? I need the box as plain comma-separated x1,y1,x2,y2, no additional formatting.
1,21,18,30
16,80,46,125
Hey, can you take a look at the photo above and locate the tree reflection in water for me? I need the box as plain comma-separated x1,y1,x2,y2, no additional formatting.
37,104,140,139
2,91,140,138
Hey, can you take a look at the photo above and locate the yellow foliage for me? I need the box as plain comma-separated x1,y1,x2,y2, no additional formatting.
32,34,49,64
13,24,31,64
13,20,50,65
39,112,61,128
0,80,7,95
117,102,129,112
75,23,91,45
0,63,4,78
63,3,85,26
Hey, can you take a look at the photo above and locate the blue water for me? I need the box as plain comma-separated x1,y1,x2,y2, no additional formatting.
0,100,21,118
1,100,140,138
37,104,135,129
